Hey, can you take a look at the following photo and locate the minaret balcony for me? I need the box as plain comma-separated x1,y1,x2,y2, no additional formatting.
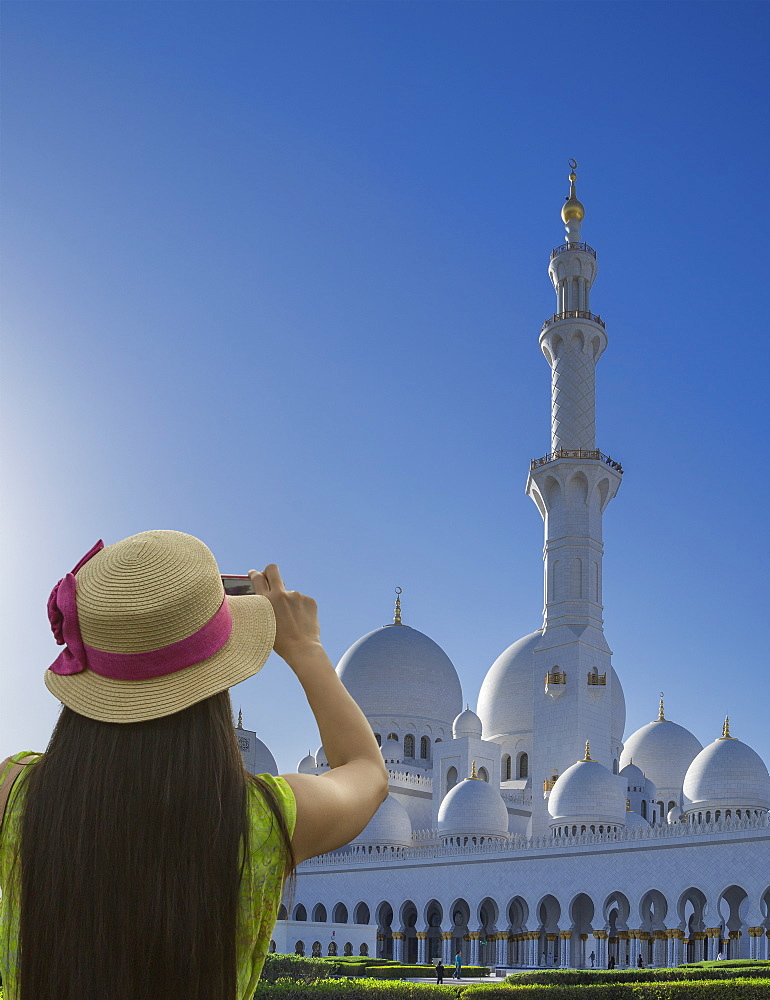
541,310,605,333
550,241,596,260
545,669,567,700
530,448,623,474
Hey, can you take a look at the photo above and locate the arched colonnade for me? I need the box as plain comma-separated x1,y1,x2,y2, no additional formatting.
291,885,770,968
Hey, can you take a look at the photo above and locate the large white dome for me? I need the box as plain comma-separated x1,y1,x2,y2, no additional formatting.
611,667,626,743
337,624,462,727
682,731,770,815
351,793,413,849
477,630,541,738
438,776,509,839
619,717,702,795
479,630,625,745
548,755,626,828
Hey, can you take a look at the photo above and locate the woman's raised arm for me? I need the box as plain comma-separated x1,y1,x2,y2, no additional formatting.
249,565,388,863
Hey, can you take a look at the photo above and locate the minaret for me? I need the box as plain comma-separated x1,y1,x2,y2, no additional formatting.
525,162,624,834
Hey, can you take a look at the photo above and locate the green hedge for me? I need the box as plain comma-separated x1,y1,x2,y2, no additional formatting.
261,954,340,982
370,965,489,980
254,978,465,998
681,960,770,969
464,980,770,998
505,967,770,985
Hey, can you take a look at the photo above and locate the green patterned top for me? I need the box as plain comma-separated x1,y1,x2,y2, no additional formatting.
0,751,295,1000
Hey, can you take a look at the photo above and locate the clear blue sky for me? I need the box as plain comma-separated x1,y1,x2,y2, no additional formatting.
2,1,768,772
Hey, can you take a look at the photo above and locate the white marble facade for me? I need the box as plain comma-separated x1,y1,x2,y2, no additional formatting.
248,168,770,969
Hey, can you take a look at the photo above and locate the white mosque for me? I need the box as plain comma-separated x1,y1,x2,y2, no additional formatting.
240,164,770,970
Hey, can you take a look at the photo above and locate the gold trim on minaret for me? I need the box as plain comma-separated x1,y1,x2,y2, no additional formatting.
583,741,593,762
658,693,665,722
237,708,243,729
470,760,479,779
561,158,585,224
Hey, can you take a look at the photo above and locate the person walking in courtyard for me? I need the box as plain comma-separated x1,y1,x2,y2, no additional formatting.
0,531,388,1000
453,951,462,978
589,950,595,967
435,960,445,984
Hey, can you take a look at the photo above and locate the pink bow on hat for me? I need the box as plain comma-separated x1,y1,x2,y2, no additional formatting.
47,540,104,675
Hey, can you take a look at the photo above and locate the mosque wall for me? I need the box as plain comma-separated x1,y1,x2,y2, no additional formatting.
292,826,770,968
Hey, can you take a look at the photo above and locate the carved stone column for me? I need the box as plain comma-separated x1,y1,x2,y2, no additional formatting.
529,931,540,967
392,932,405,964
653,930,667,967
546,932,558,966
468,932,480,966
559,930,573,968
617,930,629,967
376,932,386,959
416,931,427,965
706,928,720,961
495,932,508,967
627,930,640,967
441,931,453,965
593,929,608,968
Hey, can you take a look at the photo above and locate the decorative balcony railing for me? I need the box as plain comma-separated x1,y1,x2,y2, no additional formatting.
542,309,605,331
296,811,770,867
587,671,607,686
551,241,596,260
543,777,558,792
546,670,567,685
530,449,623,473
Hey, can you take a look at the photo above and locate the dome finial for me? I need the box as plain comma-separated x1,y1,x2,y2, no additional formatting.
583,740,593,761
720,715,734,740
393,587,403,625
658,692,665,722
237,708,243,729
470,760,478,779
626,797,631,812
561,158,585,227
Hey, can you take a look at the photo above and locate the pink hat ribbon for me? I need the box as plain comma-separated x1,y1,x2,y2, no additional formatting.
47,540,233,681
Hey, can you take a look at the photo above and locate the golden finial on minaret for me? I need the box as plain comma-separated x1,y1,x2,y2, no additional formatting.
720,716,734,740
470,760,479,779
658,693,665,722
561,158,585,225
583,741,593,761
626,798,631,812
393,587,403,625
237,708,243,729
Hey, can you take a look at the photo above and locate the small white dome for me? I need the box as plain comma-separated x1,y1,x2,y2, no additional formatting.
620,762,656,797
337,624,463,728
382,738,402,764
548,756,627,828
682,730,770,815
620,717,702,795
351,794,412,849
624,809,650,830
315,745,328,768
477,630,541,738
297,752,316,775
453,708,482,739
438,775,509,838
667,805,684,824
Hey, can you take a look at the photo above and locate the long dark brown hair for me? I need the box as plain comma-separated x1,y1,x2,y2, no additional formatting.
18,692,294,1000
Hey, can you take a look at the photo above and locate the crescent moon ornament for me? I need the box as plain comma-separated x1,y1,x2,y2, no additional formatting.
568,158,578,170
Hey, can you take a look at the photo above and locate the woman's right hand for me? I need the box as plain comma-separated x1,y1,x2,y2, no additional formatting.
248,564,322,666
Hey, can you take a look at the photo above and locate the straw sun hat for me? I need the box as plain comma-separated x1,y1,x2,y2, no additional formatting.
45,530,276,723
